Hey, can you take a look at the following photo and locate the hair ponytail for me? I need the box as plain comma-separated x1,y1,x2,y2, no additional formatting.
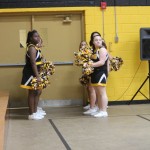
26,30,38,46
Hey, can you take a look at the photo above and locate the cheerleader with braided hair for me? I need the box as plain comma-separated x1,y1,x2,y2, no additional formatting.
21,30,46,120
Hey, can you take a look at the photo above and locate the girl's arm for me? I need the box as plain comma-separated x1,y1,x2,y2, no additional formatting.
107,59,110,74
28,47,40,80
91,48,108,67
108,53,113,60
107,53,112,74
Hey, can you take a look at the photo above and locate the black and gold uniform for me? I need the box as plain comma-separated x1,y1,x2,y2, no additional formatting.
20,44,43,89
90,48,108,86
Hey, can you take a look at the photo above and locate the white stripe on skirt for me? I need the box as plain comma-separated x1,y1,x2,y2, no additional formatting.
24,76,33,86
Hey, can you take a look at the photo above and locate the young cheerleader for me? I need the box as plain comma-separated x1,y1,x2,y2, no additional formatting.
90,34,109,117
79,41,89,106
83,31,110,115
79,41,87,50
83,32,101,114
79,41,96,108
20,30,46,120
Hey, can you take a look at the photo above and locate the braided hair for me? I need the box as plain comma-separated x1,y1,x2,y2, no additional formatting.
26,30,38,46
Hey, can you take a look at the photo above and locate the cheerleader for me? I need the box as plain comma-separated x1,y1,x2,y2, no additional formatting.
88,34,109,117
78,41,94,107
79,41,87,50
20,30,46,120
83,32,101,115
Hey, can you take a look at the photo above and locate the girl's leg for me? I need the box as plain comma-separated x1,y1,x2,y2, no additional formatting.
94,86,108,112
83,85,97,115
87,85,96,109
28,89,44,120
28,90,35,115
34,89,42,113
83,86,88,106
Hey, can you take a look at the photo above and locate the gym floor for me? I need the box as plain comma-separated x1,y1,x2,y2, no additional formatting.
5,104,150,150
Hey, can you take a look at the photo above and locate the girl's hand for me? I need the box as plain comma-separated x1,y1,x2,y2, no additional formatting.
83,62,93,68
83,63,88,68
37,77,41,82
88,61,93,67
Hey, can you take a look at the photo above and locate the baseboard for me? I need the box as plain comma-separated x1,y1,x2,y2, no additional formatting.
108,100,150,105
38,99,83,107
8,99,150,109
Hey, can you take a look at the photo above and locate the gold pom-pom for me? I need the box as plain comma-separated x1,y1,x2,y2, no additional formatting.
74,46,93,66
110,57,123,71
31,61,55,90
74,46,94,86
79,75,90,86
82,63,94,75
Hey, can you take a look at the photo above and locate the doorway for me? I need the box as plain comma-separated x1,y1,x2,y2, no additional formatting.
0,13,84,106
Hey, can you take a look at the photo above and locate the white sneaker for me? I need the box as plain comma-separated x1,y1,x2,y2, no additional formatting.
94,105,99,111
83,104,90,110
37,106,43,110
34,112,44,118
37,110,46,116
91,111,99,116
90,105,99,115
28,113,44,120
83,108,97,115
37,107,46,113
94,111,108,118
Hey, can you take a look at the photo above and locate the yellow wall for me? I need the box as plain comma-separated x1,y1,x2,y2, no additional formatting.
85,7,150,101
0,6,150,101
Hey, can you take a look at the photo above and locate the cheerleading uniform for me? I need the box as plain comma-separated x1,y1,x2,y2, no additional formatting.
20,44,43,90
90,48,108,86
